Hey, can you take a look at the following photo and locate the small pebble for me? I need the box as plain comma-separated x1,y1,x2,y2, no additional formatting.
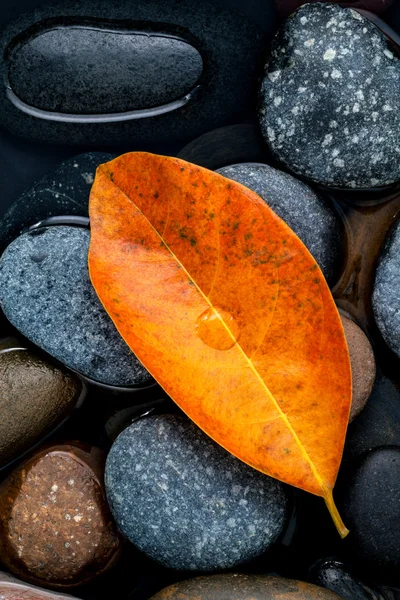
0,571,80,599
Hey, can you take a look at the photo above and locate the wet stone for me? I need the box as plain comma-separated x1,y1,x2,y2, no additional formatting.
0,572,81,599
0,226,152,387
0,152,115,253
149,573,343,600
259,3,400,188
217,162,342,283
373,219,400,358
105,414,290,571
0,338,82,469
340,315,376,421
276,1,394,18
0,444,121,589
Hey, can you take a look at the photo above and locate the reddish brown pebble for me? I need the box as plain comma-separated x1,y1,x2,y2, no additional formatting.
149,573,343,600
0,444,121,589
276,0,393,18
340,315,376,421
0,571,79,599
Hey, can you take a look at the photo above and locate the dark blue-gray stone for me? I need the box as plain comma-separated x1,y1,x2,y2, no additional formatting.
0,152,115,253
373,220,400,357
217,163,342,283
259,3,400,188
105,414,290,571
0,0,269,145
0,226,151,387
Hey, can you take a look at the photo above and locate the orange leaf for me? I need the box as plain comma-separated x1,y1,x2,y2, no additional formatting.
88,152,352,537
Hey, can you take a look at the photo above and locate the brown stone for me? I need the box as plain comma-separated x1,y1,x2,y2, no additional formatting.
0,337,83,469
340,315,376,421
0,443,121,589
149,574,343,600
0,571,79,599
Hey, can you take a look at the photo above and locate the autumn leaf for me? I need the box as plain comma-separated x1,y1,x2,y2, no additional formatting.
88,152,352,537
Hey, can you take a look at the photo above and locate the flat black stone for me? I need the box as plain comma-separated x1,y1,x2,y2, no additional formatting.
259,3,400,189
0,152,114,254
0,226,152,387
105,414,290,571
0,0,269,145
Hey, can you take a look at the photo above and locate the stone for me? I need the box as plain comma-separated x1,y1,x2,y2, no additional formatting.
0,226,152,387
0,444,121,589
276,1,394,18
105,414,290,571
0,572,81,599
0,336,83,469
340,315,376,421
343,447,400,575
259,3,400,189
217,162,342,283
0,152,115,253
373,219,400,357
309,558,390,600
343,369,400,464
0,0,266,146
149,574,343,600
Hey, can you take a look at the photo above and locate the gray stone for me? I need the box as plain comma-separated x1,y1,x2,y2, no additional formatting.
105,414,290,571
0,226,152,387
259,3,400,189
373,219,400,357
217,163,342,283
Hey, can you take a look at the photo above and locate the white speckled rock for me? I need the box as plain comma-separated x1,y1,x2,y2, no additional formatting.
105,414,290,571
217,163,342,283
259,3,400,188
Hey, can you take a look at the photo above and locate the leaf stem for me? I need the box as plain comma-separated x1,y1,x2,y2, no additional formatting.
324,489,349,538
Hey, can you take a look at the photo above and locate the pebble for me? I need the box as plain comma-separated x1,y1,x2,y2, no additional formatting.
0,226,152,387
0,337,82,469
373,219,400,358
0,152,115,253
0,571,80,599
340,315,376,421
217,162,342,283
149,573,343,599
343,447,400,577
276,0,394,18
105,414,290,571
0,444,121,589
259,3,400,188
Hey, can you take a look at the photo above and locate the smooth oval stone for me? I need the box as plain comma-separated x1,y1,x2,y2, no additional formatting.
343,447,400,575
0,572,81,599
9,28,202,115
105,414,290,571
309,558,391,600
0,444,121,589
373,219,400,357
259,3,400,188
276,1,394,18
0,0,267,145
0,152,115,253
340,315,376,421
0,226,152,387
216,162,342,283
0,337,83,469
149,574,343,599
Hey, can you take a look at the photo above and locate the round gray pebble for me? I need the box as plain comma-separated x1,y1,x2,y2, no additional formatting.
259,3,400,188
105,414,290,571
0,226,151,387
217,162,341,283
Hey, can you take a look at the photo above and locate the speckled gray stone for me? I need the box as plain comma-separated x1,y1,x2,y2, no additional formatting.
217,163,341,282
259,3,400,189
373,220,400,358
105,414,290,571
0,226,151,387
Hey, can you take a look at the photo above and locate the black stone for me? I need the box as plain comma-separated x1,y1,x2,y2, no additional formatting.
0,0,268,145
343,447,400,577
309,558,391,600
259,3,400,189
0,152,115,254
105,414,290,571
216,163,342,283
0,226,152,387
